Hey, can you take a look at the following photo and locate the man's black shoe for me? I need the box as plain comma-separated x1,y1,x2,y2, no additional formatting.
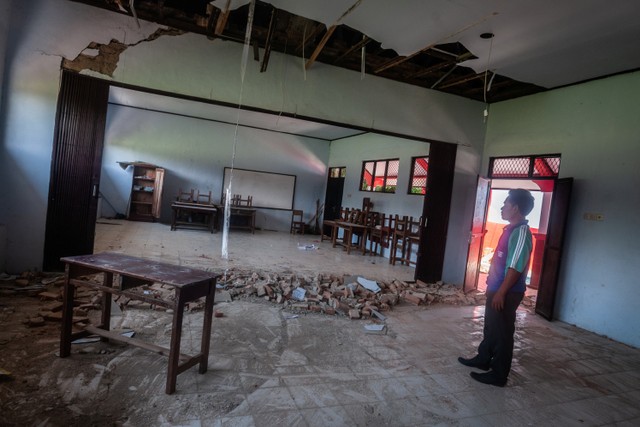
457,356,490,371
470,371,507,387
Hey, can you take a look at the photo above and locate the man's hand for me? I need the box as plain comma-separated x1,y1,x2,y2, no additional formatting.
492,290,506,311
492,268,522,311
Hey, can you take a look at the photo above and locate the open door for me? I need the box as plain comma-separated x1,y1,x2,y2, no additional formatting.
322,167,345,235
535,177,573,320
463,177,490,293
43,71,109,271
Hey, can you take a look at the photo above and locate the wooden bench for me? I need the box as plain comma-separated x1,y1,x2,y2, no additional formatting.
59,253,218,394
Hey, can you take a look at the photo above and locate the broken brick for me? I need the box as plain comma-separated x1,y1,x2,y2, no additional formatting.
348,309,361,319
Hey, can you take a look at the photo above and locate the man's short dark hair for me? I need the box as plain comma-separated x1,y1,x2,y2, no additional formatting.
508,189,535,216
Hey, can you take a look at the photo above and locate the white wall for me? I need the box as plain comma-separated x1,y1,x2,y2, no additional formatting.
485,71,640,347
0,0,485,273
101,103,329,230
329,133,430,217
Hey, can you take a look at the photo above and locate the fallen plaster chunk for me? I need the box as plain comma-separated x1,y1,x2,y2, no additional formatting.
357,277,380,293
292,287,306,301
364,324,387,335
370,309,386,321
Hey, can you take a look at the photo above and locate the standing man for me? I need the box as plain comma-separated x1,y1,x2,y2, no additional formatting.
459,188,535,387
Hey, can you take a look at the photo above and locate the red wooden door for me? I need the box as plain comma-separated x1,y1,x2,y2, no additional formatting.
463,177,490,293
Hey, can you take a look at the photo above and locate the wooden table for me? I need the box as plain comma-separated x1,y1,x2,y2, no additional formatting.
171,201,219,233
59,253,217,394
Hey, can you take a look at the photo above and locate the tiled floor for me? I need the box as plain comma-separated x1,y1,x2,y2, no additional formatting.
7,220,638,426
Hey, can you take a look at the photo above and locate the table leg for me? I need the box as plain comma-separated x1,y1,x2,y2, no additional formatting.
199,279,216,374
331,224,339,248
60,265,75,358
100,272,113,341
171,208,177,231
166,290,186,394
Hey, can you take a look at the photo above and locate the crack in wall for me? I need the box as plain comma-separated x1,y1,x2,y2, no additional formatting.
62,27,184,76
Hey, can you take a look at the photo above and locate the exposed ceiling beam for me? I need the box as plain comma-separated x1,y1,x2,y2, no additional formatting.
438,71,486,89
214,0,231,35
305,0,363,70
260,7,277,72
411,51,474,79
296,23,325,55
334,36,370,64
305,25,337,70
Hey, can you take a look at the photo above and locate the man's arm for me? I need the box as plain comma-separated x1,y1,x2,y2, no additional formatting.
491,268,522,311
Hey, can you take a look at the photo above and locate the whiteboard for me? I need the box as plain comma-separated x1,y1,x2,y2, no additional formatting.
222,167,296,210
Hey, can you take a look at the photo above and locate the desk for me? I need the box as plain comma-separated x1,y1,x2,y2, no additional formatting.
59,253,217,394
222,206,256,233
171,201,218,233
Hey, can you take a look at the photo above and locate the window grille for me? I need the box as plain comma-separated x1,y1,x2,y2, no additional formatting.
489,155,561,179
408,156,428,195
360,158,399,193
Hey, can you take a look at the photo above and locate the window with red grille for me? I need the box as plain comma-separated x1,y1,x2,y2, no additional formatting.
360,158,399,193
408,156,429,195
489,155,561,178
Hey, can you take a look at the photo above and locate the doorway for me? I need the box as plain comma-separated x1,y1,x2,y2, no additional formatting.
322,167,346,236
464,154,563,306
477,181,552,302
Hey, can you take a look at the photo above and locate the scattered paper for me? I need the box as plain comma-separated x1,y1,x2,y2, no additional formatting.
284,315,299,320
297,244,317,251
72,330,135,344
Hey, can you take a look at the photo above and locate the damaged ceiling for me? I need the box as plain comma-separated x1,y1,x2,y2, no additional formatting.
68,0,640,103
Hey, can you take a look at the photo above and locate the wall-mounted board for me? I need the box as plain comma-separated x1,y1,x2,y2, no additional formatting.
222,167,296,210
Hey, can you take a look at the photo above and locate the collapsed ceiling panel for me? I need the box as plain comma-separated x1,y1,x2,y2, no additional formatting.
70,0,640,102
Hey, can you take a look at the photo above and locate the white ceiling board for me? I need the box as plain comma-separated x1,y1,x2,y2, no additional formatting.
211,0,640,89
108,86,363,140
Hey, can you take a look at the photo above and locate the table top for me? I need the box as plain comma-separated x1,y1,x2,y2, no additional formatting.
60,252,218,288
171,201,218,209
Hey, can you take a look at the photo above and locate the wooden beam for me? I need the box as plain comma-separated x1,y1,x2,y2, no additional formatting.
411,52,474,79
305,0,364,70
260,7,277,72
334,36,370,64
305,25,337,70
437,71,486,89
296,23,325,55
214,0,231,35
206,5,221,40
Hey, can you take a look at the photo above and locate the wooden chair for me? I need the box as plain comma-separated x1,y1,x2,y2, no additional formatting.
290,210,305,234
368,213,392,256
397,216,423,266
389,215,410,265
321,207,349,242
176,188,194,203
195,190,212,204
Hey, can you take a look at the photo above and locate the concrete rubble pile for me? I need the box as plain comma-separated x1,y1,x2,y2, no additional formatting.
1,268,535,327
204,269,491,320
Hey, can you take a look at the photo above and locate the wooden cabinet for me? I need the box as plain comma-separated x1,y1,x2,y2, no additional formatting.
128,163,164,222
